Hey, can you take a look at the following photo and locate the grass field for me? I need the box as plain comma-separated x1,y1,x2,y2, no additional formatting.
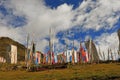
0,63,120,80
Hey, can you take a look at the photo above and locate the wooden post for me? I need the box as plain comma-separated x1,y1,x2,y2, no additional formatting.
103,51,105,61
108,48,110,61
72,31,75,64
26,34,29,69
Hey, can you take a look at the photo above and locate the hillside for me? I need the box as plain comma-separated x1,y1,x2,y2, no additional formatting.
0,63,120,80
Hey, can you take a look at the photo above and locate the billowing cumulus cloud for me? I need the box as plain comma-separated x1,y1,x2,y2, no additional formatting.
73,0,120,31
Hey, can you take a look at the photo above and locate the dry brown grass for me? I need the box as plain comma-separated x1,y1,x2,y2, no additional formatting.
0,63,120,80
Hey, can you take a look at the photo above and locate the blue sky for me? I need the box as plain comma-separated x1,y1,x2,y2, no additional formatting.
0,0,120,55
45,0,83,9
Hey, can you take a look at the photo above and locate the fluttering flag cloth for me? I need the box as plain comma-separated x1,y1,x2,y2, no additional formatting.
52,52,55,64
80,43,87,62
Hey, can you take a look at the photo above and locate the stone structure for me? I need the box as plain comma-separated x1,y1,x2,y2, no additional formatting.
0,37,26,64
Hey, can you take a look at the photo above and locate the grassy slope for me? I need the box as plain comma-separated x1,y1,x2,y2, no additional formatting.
0,63,120,80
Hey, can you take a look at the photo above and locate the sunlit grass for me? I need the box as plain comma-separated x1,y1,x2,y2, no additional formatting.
0,63,120,80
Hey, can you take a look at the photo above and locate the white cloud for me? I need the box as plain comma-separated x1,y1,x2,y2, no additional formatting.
0,0,120,53
73,0,120,31
10,0,74,36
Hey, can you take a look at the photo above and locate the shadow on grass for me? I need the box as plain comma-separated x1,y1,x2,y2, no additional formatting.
69,75,120,80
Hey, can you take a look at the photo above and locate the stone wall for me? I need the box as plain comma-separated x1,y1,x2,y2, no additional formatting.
0,37,26,63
